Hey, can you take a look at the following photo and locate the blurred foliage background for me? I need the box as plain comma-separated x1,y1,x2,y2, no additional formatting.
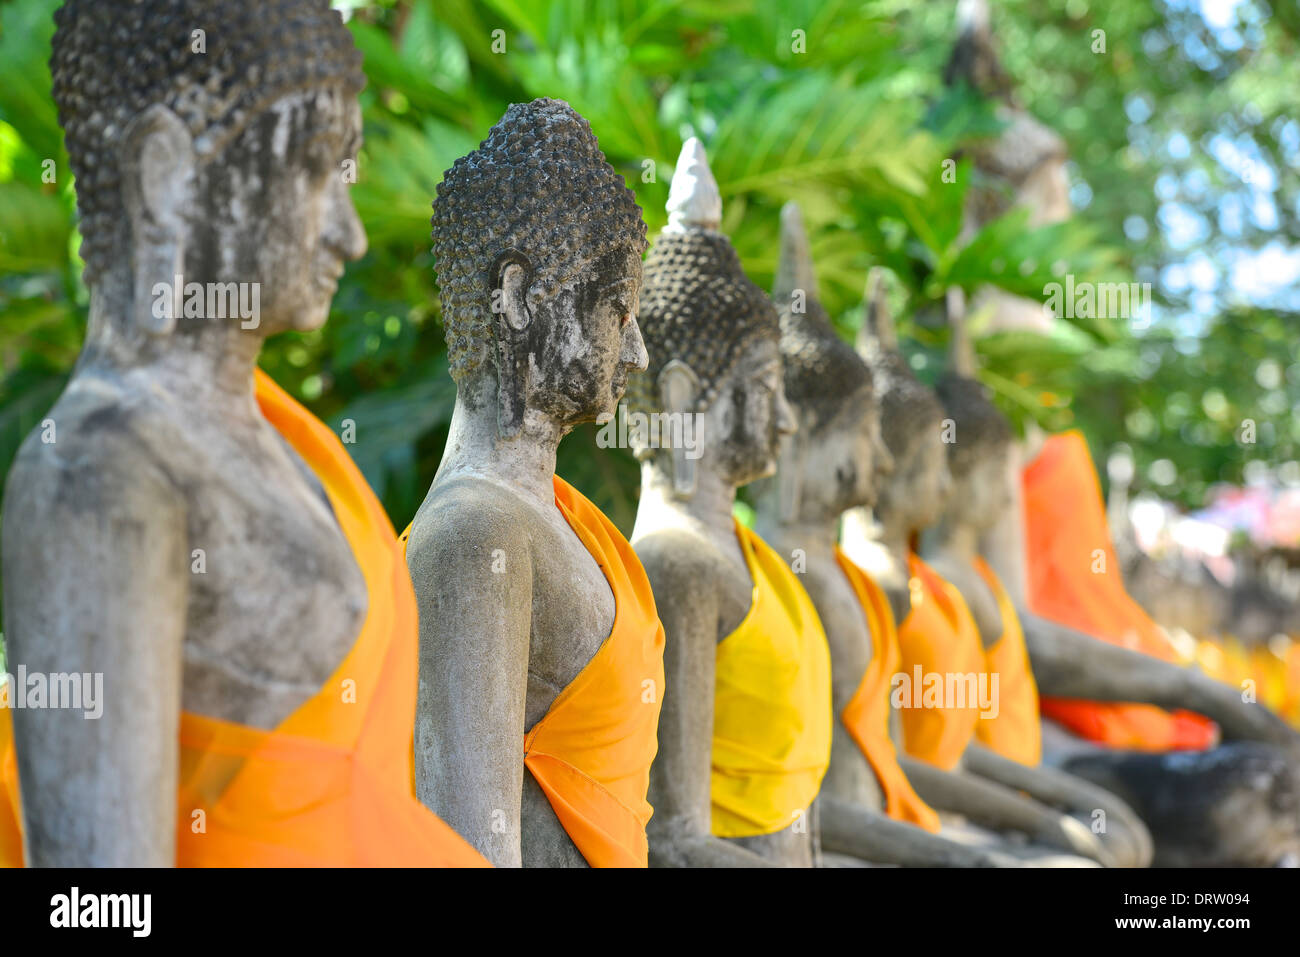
0,0,1296,547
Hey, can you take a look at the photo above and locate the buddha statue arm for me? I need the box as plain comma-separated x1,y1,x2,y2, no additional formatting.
408,500,533,867
962,743,1152,867
2,438,189,866
898,756,1113,865
1018,610,1298,750
817,795,1025,867
635,531,772,867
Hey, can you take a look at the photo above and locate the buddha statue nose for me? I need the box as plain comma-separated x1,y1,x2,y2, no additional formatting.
774,389,798,438
621,316,649,371
327,180,368,262
874,432,896,480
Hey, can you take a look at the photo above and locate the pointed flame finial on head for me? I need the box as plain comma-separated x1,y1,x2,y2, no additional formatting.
774,201,818,304
857,266,897,355
957,0,991,39
664,137,722,233
945,0,1012,101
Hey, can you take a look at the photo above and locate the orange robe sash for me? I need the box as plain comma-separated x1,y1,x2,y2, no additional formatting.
399,475,666,868
971,557,1042,766
1022,430,1216,751
1,368,488,867
834,549,942,833
895,554,988,770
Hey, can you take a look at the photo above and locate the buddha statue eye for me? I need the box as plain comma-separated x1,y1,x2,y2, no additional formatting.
304,136,342,181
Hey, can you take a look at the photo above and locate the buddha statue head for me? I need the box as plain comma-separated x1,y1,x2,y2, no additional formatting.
431,98,649,438
52,0,367,363
934,372,1015,534
626,138,794,496
757,203,892,523
944,0,1068,230
855,277,952,536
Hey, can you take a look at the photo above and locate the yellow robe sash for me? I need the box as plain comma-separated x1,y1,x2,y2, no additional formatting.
711,521,833,838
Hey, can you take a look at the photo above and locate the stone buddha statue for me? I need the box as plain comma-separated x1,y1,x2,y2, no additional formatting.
837,278,1132,865
930,322,1300,866
751,203,1031,866
408,98,666,868
1,0,484,867
921,337,1153,867
946,0,1068,338
628,140,828,867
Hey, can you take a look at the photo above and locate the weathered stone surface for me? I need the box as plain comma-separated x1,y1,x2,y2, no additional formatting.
3,0,367,866
410,98,650,867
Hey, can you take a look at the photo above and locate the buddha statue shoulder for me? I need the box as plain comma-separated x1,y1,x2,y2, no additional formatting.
407,98,665,868
1,0,483,867
628,140,827,867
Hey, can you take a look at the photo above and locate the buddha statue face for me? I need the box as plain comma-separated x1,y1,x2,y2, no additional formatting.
431,98,648,437
774,298,893,522
936,373,1015,533
51,0,366,352
182,87,365,336
953,441,1013,532
802,383,892,517
502,243,646,429
705,336,797,488
866,349,953,535
879,427,952,534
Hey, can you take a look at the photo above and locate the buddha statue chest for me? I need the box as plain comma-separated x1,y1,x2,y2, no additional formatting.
712,542,757,642
171,404,367,728
799,559,886,812
519,502,616,729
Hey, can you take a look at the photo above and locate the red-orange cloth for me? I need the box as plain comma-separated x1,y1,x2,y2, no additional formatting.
1022,430,1216,751
895,554,989,770
834,549,942,833
971,557,1042,766
0,368,489,867
398,475,666,868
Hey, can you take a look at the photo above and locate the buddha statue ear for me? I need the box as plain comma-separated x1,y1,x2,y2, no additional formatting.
493,251,533,438
120,104,196,337
658,359,701,499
